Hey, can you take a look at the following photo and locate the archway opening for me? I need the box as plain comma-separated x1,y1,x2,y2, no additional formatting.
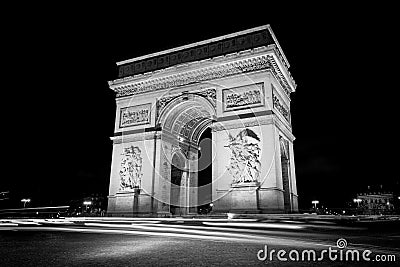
280,138,292,213
170,154,184,215
158,93,216,216
197,127,212,214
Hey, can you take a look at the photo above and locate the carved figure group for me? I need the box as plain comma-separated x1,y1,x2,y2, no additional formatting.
121,108,149,126
225,90,261,108
119,146,143,190
225,129,261,184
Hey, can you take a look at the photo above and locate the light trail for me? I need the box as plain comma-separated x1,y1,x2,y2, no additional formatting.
63,216,257,223
0,225,334,248
65,219,162,224
0,205,69,212
0,223,18,227
84,222,269,241
203,222,304,229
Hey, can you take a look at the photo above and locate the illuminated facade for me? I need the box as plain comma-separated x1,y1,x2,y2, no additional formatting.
107,25,298,216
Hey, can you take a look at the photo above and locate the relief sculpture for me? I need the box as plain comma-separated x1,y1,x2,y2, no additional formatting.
119,146,143,191
222,83,264,112
120,104,150,128
225,129,261,184
225,90,261,108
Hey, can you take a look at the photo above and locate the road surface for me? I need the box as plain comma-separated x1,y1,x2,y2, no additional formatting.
1,217,399,266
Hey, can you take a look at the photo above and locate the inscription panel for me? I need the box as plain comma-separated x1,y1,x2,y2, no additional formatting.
119,103,151,128
222,83,264,112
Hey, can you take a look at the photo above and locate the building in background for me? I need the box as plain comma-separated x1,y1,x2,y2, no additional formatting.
353,184,397,215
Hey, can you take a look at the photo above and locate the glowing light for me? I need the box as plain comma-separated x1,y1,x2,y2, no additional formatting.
203,222,304,230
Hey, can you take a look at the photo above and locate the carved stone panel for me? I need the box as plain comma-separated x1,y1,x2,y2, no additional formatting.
119,103,151,128
119,146,143,191
111,55,294,98
225,128,261,184
222,83,264,112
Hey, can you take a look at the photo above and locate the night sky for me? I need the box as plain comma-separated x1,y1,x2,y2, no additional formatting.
2,4,398,210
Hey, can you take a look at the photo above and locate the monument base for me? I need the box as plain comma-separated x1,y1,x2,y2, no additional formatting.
230,182,260,213
113,190,136,216
156,211,172,217
108,189,154,217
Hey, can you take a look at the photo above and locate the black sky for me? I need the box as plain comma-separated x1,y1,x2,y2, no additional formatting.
2,4,398,210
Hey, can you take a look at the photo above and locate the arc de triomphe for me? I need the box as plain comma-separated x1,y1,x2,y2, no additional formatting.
106,25,298,216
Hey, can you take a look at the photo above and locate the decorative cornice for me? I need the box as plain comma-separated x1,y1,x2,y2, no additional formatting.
116,26,274,77
272,47,296,90
269,53,293,96
109,55,293,98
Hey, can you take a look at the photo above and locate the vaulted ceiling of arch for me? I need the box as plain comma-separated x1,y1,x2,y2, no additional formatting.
163,103,212,143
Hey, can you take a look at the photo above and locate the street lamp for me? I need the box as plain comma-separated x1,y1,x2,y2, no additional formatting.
311,200,319,210
83,201,92,213
21,198,31,208
353,198,362,207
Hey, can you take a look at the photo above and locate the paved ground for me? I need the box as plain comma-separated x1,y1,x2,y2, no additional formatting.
0,217,399,266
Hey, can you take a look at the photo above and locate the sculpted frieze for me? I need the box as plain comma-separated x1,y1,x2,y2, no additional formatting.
110,55,292,99
223,83,264,111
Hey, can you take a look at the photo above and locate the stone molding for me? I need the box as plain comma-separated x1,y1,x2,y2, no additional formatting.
211,115,295,142
111,131,161,144
109,53,294,98
273,115,294,141
111,114,294,144
211,116,274,132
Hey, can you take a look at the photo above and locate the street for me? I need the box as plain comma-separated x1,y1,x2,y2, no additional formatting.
1,217,399,266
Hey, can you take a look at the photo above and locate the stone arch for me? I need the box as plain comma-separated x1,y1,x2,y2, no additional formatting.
157,93,216,139
170,148,187,171
158,93,216,158
107,26,299,216
158,93,216,215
